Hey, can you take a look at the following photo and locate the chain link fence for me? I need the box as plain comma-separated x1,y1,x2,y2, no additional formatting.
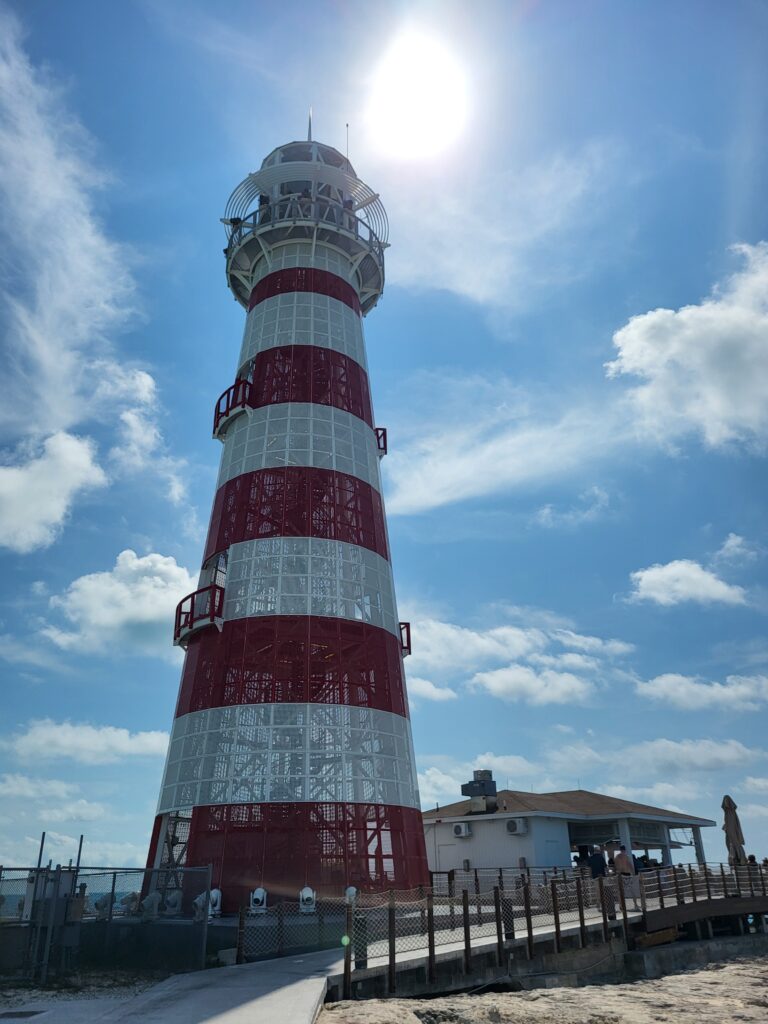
0,864,211,983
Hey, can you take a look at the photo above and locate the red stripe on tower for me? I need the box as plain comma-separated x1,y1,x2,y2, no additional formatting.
248,267,362,314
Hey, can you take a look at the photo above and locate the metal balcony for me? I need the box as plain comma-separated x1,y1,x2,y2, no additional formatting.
213,379,253,439
223,196,385,314
174,585,225,648
399,622,412,657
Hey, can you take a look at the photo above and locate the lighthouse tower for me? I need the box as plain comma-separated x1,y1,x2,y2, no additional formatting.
147,138,428,907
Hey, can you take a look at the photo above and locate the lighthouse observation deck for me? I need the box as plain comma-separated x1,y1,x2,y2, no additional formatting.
223,141,388,315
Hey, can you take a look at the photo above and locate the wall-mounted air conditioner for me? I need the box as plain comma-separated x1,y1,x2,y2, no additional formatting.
453,822,472,838
505,817,529,835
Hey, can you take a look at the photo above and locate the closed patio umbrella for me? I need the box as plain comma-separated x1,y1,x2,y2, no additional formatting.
722,794,746,866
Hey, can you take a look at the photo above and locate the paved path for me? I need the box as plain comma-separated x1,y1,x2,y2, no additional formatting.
5,948,343,1024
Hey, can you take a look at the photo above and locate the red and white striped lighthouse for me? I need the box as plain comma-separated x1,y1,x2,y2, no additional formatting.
146,138,428,908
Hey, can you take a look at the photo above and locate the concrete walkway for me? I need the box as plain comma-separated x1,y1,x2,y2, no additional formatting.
4,948,343,1024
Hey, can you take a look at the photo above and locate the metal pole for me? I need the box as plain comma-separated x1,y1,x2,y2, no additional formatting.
387,890,396,994
462,889,472,974
575,876,587,948
39,864,61,986
597,876,609,943
200,864,212,971
236,905,246,964
36,832,46,872
343,904,352,1000
277,900,285,956
474,869,482,926
493,886,504,966
523,882,534,960
426,891,436,985
551,880,562,954
107,872,117,924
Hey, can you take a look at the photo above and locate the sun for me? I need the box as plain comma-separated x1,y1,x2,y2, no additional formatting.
366,30,469,160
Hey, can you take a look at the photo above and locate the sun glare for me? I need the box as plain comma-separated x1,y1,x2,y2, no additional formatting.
366,30,469,160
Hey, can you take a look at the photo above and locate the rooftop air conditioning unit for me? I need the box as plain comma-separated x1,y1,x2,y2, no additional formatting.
453,822,472,838
506,817,529,836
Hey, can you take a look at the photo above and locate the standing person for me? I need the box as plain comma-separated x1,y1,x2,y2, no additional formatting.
587,846,616,920
613,844,640,910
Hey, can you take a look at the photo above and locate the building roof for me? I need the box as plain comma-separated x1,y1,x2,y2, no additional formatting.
422,788,715,827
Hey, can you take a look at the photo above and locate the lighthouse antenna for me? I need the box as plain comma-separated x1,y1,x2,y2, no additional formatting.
307,105,313,142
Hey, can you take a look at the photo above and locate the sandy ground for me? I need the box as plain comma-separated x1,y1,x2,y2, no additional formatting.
319,957,768,1024
0,970,165,1009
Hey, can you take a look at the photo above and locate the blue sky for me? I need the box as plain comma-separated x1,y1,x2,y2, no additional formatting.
1,0,767,868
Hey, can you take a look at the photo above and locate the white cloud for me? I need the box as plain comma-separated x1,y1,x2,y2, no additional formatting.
406,615,546,678
627,738,762,775
8,719,168,764
0,831,148,869
738,803,768,820
0,433,106,553
601,781,700,814
39,799,106,823
407,676,458,703
534,487,610,529
552,630,635,657
384,379,624,516
742,777,768,793
0,773,78,801
42,549,196,658
0,634,67,671
712,533,760,566
628,559,746,606
606,242,768,449
472,664,594,705
637,672,768,712
383,141,623,310
0,13,137,439
402,605,633,709
0,16,187,521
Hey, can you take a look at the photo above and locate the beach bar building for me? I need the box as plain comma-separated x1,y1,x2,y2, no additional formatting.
422,771,716,872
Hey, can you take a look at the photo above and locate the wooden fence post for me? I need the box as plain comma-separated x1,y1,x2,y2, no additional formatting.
656,868,665,909
474,869,482,926
448,870,456,932
639,872,648,932
673,866,683,905
523,882,534,960
493,885,504,966
617,875,629,945
597,876,609,943
426,891,436,985
688,865,698,902
704,864,712,900
720,862,729,899
388,889,396,994
236,905,246,964
575,876,587,948
462,889,472,974
550,880,562,953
